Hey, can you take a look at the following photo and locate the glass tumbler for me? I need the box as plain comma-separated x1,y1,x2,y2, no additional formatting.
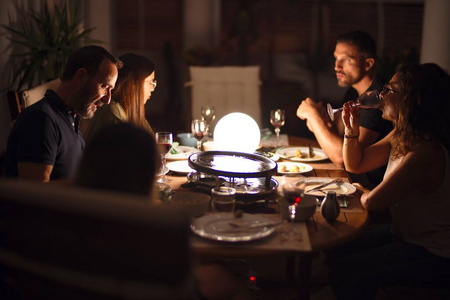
211,187,236,213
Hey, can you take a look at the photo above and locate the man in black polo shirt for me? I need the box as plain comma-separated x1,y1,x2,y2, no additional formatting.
5,46,122,182
297,31,392,188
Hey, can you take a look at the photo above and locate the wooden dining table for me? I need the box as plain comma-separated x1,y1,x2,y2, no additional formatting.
165,135,369,299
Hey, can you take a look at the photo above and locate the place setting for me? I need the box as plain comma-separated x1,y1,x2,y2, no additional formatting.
190,186,278,242
289,177,356,208
275,145,328,162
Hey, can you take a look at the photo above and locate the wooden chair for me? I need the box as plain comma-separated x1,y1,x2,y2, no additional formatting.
0,180,196,300
6,79,61,121
186,66,262,126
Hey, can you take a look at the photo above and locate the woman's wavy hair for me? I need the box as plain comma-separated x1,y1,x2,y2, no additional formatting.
112,53,155,131
392,63,450,158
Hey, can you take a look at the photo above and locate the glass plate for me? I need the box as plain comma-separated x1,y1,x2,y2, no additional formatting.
191,213,276,242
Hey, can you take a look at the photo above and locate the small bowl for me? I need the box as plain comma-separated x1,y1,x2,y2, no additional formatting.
167,192,210,218
177,133,198,147
278,195,318,221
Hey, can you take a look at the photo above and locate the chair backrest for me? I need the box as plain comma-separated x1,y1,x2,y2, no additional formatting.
6,79,61,121
187,66,262,126
0,180,195,299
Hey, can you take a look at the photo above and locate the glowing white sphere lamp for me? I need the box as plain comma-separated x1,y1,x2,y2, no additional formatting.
214,112,260,153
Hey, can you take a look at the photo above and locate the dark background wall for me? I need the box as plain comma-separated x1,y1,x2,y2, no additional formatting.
112,0,423,138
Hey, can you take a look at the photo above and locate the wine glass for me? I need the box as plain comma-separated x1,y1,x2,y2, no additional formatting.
279,177,305,240
191,119,208,150
201,105,216,122
283,182,306,224
201,106,215,138
327,90,381,121
155,132,173,183
270,109,285,148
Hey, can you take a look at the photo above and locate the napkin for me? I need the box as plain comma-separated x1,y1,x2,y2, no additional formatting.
169,142,179,154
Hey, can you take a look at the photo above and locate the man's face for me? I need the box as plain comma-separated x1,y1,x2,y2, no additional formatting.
75,59,118,119
333,42,367,88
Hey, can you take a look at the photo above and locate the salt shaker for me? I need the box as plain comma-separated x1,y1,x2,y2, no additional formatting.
321,191,340,223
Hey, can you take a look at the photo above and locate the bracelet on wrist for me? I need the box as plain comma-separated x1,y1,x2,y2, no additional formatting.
344,134,359,139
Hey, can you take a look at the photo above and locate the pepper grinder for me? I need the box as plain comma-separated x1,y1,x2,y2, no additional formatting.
321,191,340,223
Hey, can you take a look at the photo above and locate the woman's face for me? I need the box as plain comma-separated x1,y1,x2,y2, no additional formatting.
379,73,402,121
143,71,156,104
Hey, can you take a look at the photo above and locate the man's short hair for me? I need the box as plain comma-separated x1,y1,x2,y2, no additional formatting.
61,45,122,81
336,30,376,59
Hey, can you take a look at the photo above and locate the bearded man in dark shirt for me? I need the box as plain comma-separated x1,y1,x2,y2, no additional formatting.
297,31,392,188
5,46,122,182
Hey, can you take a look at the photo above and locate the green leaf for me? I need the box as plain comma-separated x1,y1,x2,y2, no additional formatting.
2,2,104,90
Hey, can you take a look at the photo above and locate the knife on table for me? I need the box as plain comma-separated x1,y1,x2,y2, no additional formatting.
306,178,342,193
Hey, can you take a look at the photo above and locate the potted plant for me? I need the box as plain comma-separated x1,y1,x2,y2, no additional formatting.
2,1,99,91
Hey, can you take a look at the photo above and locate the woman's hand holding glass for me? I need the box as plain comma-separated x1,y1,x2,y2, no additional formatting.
342,101,361,137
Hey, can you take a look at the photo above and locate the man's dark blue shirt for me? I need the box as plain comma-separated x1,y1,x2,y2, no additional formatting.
5,90,85,180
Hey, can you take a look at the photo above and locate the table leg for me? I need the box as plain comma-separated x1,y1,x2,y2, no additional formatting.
298,255,312,299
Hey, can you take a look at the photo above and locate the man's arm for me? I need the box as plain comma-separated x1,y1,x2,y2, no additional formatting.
297,98,381,167
18,162,53,182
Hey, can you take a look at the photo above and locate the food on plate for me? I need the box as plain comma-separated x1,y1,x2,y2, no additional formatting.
278,163,308,173
289,164,300,173
295,149,302,157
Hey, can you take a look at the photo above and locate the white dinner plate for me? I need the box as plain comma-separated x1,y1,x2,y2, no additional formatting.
277,162,313,175
276,147,328,162
166,160,195,175
166,146,199,161
289,178,356,197
191,213,276,242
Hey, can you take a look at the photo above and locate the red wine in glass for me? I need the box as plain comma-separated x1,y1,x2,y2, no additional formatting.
191,119,208,150
158,143,172,156
270,120,285,128
155,132,173,182
193,132,205,141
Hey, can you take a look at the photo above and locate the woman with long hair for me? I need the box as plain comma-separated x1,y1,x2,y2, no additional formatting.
328,63,450,299
83,53,156,143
